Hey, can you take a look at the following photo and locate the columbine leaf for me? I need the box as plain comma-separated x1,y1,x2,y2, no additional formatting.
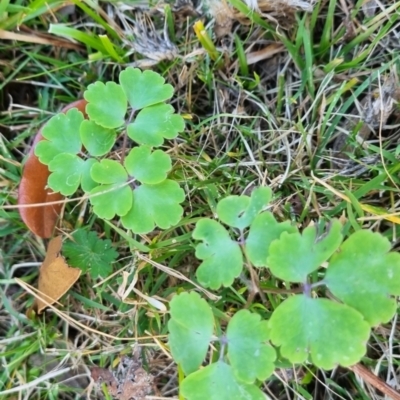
80,120,116,156
127,103,185,146
267,220,343,282
35,108,84,164
168,292,214,375
227,310,276,383
325,230,400,326
181,362,265,400
269,295,370,369
90,184,132,219
193,219,243,290
48,153,84,196
217,187,272,230
80,158,98,192
246,212,298,267
63,229,118,279
84,81,127,128
119,67,174,110
90,159,127,184
121,180,184,234
124,146,172,184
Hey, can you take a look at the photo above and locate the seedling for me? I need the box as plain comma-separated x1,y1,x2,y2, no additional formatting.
34,68,186,234
168,187,400,399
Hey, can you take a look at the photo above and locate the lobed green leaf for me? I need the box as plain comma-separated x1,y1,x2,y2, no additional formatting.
90,159,128,184
227,310,276,383
325,230,400,326
80,120,116,156
269,295,370,370
168,292,214,375
268,219,343,282
193,219,243,290
216,187,272,230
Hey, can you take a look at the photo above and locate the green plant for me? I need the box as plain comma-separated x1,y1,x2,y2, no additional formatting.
168,187,400,399
33,67,185,234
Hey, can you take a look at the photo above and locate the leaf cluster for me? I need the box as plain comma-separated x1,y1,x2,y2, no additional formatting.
34,68,185,234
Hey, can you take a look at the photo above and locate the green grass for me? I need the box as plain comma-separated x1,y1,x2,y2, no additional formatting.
1,0,400,398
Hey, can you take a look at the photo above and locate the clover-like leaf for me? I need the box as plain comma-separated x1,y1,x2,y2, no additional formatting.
193,219,243,290
119,67,174,110
63,229,118,279
168,292,214,375
227,310,276,383
267,219,343,282
124,146,172,184
35,108,84,164
121,180,184,234
269,295,370,369
246,212,298,267
47,153,84,196
181,362,265,400
127,103,185,146
90,159,128,184
80,120,116,156
217,187,272,230
80,158,98,192
90,183,132,219
84,81,127,128
325,230,400,326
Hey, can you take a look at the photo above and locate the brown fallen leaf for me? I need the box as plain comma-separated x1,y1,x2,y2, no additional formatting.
28,236,81,315
18,99,88,238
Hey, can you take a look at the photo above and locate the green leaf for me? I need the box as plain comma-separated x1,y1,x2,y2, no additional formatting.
35,108,84,164
63,229,118,279
124,146,172,184
119,67,174,110
121,180,184,234
193,219,243,290
48,153,84,196
181,362,265,400
90,183,132,219
246,212,298,267
227,310,276,383
80,120,116,156
217,187,272,230
84,81,127,128
325,230,400,326
267,220,343,282
168,292,214,375
90,159,127,184
127,103,185,146
269,295,370,369
80,158,98,192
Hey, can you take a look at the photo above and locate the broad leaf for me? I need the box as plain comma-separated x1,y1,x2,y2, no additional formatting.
84,81,127,128
168,292,214,375
124,146,172,184
121,180,184,233
90,183,132,219
269,295,370,369
193,219,243,290
80,158,98,192
127,103,184,146
119,67,174,110
325,230,400,326
217,187,272,230
35,108,84,164
48,153,84,196
181,362,265,400
90,159,128,184
80,120,116,156
267,220,343,282
246,212,298,267
227,310,276,383
63,229,118,279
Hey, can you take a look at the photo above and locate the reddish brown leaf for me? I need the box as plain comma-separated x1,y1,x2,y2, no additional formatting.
18,100,88,238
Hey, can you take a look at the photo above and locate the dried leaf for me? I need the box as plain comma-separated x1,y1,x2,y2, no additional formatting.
28,236,81,315
18,100,87,238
